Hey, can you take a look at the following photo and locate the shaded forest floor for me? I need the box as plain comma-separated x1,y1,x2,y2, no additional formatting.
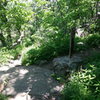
0,57,63,100
0,47,100,100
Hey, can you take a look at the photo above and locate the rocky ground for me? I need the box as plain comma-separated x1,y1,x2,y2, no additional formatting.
0,48,99,100
0,58,63,100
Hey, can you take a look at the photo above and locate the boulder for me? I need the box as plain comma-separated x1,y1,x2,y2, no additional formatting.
53,56,83,76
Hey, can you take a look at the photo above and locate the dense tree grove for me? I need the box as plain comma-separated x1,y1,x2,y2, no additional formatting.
0,0,100,100
0,0,32,47
0,0,99,48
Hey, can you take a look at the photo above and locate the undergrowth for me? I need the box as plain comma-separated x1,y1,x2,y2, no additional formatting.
62,52,100,100
0,45,23,65
22,33,70,65
22,33,100,66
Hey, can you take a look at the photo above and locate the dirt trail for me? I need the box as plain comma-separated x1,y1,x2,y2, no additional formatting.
0,58,63,100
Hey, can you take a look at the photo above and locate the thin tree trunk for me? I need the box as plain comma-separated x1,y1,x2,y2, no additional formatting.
69,27,76,58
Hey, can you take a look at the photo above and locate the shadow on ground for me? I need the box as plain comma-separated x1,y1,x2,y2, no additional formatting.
0,64,62,100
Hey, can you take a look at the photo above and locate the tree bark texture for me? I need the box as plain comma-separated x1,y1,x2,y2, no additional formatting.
69,27,76,58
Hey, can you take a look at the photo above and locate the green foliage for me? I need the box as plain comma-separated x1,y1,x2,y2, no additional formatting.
0,45,23,65
62,79,93,100
22,48,39,65
0,94,8,100
22,34,70,65
11,45,24,59
23,38,34,47
75,34,100,52
0,0,33,48
85,34,100,48
83,52,100,95
0,47,12,65
62,52,100,100
22,33,100,65
39,33,70,57
75,37,86,52
7,0,33,30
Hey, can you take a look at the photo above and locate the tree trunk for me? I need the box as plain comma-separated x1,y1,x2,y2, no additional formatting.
69,27,76,58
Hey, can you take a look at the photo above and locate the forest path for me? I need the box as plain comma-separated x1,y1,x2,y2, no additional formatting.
1,48,99,100
0,58,63,100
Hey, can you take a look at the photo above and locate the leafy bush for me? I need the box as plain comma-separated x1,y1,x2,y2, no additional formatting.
11,45,24,59
22,33,70,65
85,34,100,48
75,37,86,52
0,45,23,65
62,69,100,100
0,48,12,65
23,37,34,47
22,48,40,65
62,52,100,100
22,33,100,65
62,78,93,100
84,52,100,96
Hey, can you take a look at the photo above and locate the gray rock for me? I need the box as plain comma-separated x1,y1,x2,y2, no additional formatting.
53,56,83,76
39,60,48,66
69,56,83,70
